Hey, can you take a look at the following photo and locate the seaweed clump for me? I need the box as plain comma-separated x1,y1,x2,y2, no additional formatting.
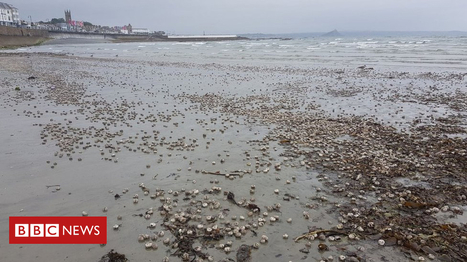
99,249,128,262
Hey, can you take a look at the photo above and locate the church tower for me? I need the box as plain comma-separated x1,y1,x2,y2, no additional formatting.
65,10,72,23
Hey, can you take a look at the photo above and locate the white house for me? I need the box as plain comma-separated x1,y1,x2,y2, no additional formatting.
0,2,19,26
132,28,150,35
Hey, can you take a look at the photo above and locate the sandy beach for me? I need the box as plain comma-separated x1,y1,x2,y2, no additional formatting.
1,44,466,262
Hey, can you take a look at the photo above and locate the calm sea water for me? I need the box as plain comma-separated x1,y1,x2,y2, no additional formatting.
12,35,467,70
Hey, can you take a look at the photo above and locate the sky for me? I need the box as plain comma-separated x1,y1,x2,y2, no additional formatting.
9,0,467,35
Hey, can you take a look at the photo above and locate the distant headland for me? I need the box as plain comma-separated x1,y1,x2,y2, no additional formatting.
321,29,343,37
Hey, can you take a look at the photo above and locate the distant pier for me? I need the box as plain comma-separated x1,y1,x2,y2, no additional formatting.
47,31,247,42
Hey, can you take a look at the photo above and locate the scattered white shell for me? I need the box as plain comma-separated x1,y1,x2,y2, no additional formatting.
113,224,119,230
378,239,385,246
283,234,289,239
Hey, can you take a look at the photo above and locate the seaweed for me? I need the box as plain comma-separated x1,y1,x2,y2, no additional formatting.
98,249,128,262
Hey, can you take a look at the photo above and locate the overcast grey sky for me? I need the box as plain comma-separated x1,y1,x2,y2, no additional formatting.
10,0,467,34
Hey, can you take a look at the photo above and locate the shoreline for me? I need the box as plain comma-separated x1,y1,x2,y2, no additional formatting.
1,31,248,48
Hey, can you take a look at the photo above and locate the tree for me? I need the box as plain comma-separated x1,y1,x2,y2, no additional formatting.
83,21,93,26
50,18,65,24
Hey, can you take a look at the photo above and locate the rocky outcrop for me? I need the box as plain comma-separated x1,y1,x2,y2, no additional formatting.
322,29,343,37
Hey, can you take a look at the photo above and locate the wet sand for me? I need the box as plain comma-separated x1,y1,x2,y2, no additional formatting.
1,52,467,262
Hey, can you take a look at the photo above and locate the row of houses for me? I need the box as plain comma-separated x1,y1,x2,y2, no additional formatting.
0,2,20,26
1,3,165,36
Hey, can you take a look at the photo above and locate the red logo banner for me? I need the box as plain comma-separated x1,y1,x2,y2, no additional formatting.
9,216,107,244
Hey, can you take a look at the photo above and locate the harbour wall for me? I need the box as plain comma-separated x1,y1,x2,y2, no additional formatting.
0,26,49,48
48,31,247,42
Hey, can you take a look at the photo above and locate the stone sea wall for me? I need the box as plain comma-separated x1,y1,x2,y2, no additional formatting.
0,26,48,37
0,35,48,48
0,26,49,48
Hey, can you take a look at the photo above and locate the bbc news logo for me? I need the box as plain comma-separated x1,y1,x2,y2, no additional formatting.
10,216,106,244
15,224,59,237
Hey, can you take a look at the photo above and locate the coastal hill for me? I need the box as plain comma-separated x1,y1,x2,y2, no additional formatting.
322,29,343,37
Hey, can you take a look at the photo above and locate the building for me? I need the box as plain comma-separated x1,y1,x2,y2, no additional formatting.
0,2,20,26
132,28,149,35
56,22,68,31
64,10,71,24
127,23,132,34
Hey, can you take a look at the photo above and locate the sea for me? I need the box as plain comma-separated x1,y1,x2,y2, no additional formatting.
11,32,467,71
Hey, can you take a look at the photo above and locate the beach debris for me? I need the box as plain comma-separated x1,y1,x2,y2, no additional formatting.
226,191,238,206
236,244,252,262
98,249,128,262
5,50,467,262
318,243,329,251
294,229,347,242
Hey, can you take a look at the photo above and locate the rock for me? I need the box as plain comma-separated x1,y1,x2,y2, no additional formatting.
322,29,343,37
236,244,252,262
